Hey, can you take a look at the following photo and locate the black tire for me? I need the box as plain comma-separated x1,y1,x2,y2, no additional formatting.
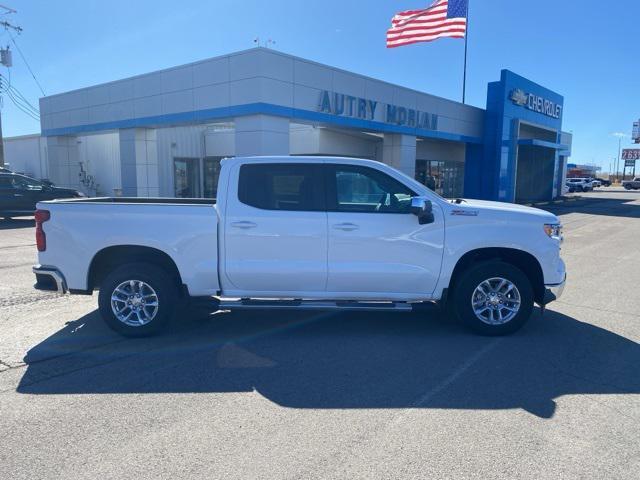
450,261,534,336
624,184,632,190
98,262,179,337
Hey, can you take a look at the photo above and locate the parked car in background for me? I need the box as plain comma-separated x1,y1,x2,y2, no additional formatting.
0,173,85,219
566,178,592,192
595,177,612,187
33,156,566,338
588,178,601,188
623,178,640,190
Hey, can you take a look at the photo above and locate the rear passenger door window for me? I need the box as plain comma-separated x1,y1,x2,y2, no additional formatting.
238,163,324,211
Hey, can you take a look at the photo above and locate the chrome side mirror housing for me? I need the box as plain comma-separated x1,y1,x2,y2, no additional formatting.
410,196,435,225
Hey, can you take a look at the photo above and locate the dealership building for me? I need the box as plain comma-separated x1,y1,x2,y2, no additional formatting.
5,47,572,202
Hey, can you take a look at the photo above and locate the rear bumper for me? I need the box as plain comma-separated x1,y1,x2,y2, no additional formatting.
33,265,68,294
542,275,566,305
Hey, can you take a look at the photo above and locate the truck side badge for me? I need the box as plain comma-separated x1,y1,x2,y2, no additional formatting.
451,210,479,216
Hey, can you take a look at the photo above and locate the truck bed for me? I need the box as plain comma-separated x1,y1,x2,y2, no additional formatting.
36,197,220,296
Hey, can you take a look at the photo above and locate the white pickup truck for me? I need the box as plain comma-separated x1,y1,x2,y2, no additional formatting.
33,156,566,336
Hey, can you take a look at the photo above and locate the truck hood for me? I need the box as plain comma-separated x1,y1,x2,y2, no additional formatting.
450,198,559,222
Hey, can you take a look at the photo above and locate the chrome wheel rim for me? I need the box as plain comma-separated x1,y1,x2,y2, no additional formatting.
471,277,521,325
110,280,159,327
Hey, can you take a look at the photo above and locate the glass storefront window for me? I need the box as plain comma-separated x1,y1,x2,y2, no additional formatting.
174,156,224,199
416,159,465,198
173,158,201,198
203,157,223,199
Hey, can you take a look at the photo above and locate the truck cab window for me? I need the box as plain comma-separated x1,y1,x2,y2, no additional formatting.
238,163,324,211
329,165,415,213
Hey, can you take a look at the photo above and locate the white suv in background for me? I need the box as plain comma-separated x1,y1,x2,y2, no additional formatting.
566,178,592,193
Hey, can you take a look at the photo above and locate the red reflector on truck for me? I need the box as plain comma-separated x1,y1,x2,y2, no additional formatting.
35,209,50,252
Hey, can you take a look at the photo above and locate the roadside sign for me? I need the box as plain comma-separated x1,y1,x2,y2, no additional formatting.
625,159,636,168
621,149,640,160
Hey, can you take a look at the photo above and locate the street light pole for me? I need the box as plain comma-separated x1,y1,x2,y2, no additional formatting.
616,136,622,183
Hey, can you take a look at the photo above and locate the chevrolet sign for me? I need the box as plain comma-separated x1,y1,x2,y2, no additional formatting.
510,89,562,120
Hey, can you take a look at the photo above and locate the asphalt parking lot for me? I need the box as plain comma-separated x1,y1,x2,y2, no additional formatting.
1,188,639,479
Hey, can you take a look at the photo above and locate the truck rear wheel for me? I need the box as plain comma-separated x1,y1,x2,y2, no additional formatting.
451,261,534,336
98,262,178,337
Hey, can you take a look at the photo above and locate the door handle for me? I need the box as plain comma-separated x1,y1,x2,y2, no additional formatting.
230,221,257,229
333,222,359,231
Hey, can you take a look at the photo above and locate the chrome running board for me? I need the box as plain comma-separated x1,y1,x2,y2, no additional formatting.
218,299,414,312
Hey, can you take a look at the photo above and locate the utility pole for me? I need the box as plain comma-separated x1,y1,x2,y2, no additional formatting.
613,134,627,184
617,136,622,182
0,100,4,167
0,6,21,167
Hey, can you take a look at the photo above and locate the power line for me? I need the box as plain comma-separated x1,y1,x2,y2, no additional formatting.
6,87,38,117
1,73,39,113
0,73,40,121
6,29,45,96
0,5,17,14
0,7,46,167
0,80,39,120
1,86,39,121
6,94,39,121
0,4,19,168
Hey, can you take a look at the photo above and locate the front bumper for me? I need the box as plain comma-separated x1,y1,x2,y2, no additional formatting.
33,265,68,294
542,275,566,305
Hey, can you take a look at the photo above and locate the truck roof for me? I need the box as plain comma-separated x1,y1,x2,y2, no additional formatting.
223,155,385,168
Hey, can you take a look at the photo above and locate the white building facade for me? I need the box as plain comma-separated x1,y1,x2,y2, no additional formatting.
5,47,572,203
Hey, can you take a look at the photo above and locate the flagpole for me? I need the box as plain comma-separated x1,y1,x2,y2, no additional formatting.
462,0,470,104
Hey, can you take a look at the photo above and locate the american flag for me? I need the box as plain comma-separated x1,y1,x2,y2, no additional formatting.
386,0,468,48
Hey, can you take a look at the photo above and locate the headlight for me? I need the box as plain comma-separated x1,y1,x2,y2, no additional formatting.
76,191,87,198
544,223,563,241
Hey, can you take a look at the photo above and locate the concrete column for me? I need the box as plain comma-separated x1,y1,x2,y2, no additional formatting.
45,136,80,188
382,134,417,177
119,128,159,197
554,155,568,199
234,115,289,157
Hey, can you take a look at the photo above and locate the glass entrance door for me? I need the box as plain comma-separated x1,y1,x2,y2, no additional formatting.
173,158,201,198
416,159,444,195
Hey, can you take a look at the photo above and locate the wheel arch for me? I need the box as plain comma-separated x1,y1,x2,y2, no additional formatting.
449,247,545,304
87,245,185,294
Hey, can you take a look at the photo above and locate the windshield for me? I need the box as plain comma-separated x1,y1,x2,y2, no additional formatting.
12,175,45,189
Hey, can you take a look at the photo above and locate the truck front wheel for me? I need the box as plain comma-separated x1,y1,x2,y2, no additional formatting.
451,261,534,336
98,262,178,337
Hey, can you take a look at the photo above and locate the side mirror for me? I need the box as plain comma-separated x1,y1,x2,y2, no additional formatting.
410,197,435,225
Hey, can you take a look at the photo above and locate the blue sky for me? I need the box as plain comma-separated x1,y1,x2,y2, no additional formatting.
2,0,639,171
